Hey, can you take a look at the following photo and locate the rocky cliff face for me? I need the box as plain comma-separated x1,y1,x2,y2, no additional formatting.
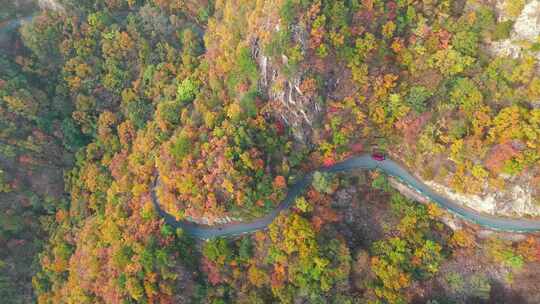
489,0,540,65
425,177,540,218
37,0,64,12
253,25,323,145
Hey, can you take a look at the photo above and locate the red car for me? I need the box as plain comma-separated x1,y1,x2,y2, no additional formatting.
371,152,385,161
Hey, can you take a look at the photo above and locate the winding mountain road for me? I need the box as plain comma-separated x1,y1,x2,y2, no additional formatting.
4,15,540,240
151,154,540,239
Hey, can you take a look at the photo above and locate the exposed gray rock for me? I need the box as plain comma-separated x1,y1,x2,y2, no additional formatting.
424,173,540,218
253,25,322,144
513,0,540,41
489,1,540,64
38,0,64,12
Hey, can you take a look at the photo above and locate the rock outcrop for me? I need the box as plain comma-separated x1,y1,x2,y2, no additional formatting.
253,25,323,145
489,1,540,63
38,0,65,12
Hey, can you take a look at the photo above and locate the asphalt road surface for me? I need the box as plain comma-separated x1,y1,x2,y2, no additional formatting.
151,154,540,239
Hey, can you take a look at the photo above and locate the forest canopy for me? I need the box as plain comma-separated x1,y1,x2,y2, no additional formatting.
1,0,540,303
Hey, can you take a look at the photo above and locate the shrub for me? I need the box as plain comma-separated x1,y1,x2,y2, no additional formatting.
450,78,483,113
203,238,232,263
486,237,524,270
294,196,312,213
504,0,525,19
238,237,253,261
428,49,474,76
177,78,199,104
0,170,10,193
156,100,182,131
452,31,479,56
170,132,192,161
448,119,468,140
227,47,259,93
371,171,390,192
445,272,465,294
61,118,90,151
468,274,491,300
239,90,258,119
492,20,514,41
312,171,336,194
125,99,152,129
406,86,432,113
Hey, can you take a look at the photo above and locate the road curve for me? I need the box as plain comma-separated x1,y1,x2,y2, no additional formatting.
151,154,540,239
